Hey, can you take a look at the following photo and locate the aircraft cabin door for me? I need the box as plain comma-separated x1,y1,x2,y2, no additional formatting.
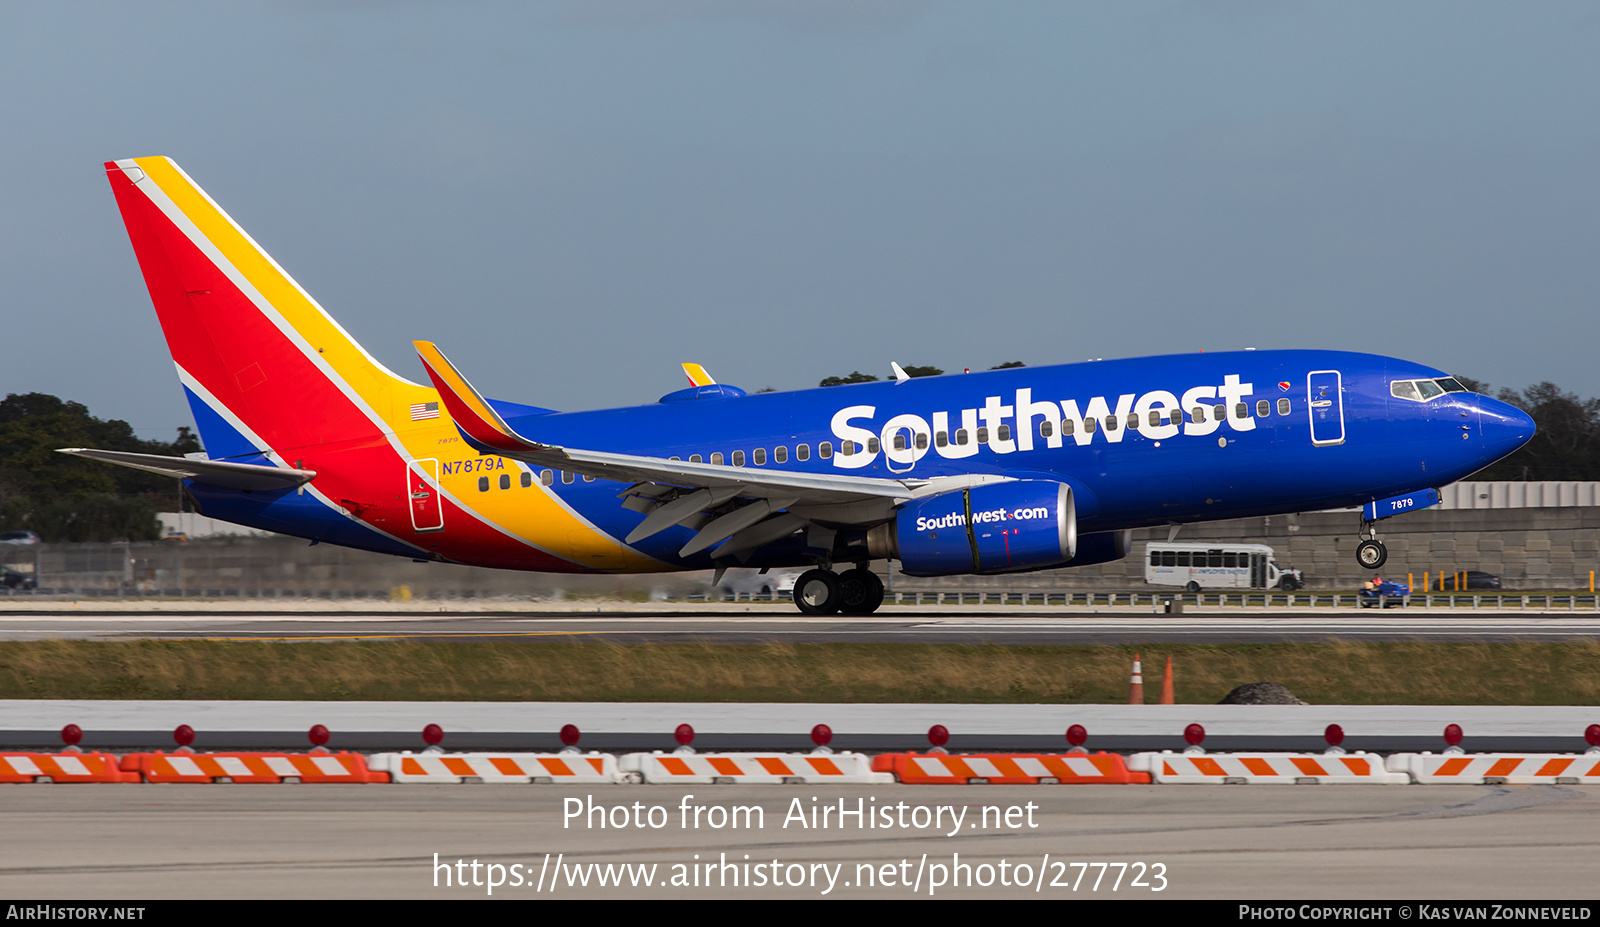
408,458,445,532
1307,370,1346,446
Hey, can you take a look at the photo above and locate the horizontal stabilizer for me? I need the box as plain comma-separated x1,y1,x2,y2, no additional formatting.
57,449,316,491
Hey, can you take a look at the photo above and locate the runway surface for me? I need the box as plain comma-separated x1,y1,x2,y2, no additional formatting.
5,783,1597,899
2,604,1599,644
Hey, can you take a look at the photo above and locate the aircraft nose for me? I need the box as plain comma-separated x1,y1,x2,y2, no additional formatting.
1478,396,1536,461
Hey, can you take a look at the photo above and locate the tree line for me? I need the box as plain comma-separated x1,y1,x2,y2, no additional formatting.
0,393,197,542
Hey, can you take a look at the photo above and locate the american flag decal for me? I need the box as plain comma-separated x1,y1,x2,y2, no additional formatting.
410,401,440,421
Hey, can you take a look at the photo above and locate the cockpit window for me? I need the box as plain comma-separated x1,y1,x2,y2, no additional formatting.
1390,380,1420,401
1391,378,1462,402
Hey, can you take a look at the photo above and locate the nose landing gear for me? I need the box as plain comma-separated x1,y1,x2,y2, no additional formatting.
1356,521,1388,570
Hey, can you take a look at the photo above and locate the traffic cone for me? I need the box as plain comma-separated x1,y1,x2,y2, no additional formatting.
1127,653,1144,705
1159,656,1175,705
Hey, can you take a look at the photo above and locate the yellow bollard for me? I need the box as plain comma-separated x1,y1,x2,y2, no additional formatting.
1408,573,1414,594
1424,571,1429,593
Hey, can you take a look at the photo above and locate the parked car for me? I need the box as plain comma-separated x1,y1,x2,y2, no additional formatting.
0,567,36,590
1433,570,1502,591
717,569,802,599
1359,577,1410,608
0,530,40,545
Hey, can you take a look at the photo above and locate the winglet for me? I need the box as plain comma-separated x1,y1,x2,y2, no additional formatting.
681,363,716,387
412,341,535,454
890,362,910,384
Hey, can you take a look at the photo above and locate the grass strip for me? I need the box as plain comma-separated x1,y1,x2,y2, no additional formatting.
2,639,1599,704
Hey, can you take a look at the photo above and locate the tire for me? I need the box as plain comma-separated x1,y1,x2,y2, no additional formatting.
1356,540,1387,570
1185,581,1201,593
793,569,842,615
837,568,885,615
1278,576,1301,592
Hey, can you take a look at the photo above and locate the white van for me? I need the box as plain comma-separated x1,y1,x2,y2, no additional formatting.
1143,543,1303,592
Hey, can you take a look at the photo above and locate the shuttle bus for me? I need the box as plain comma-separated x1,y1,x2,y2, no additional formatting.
1143,543,1303,592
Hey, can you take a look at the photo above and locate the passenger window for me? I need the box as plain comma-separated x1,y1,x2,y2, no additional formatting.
669,456,681,461
1061,419,1074,436
478,476,489,492
1235,403,1248,419
1256,400,1269,417
893,434,906,451
842,440,856,456
520,471,532,488
1149,410,1162,427
690,454,702,463
936,431,949,447
996,425,1011,442
753,448,766,465
819,442,832,458
732,450,745,467
1126,414,1139,430
1084,418,1097,434
915,432,928,450
499,473,510,490
583,474,594,482
773,446,786,463
1192,407,1206,423
797,444,810,461
540,469,554,485
976,427,989,444
1105,415,1119,431
1039,421,1053,438
1213,404,1225,421
562,471,574,484
955,428,970,445
867,437,880,454
711,452,724,465
1277,398,1291,415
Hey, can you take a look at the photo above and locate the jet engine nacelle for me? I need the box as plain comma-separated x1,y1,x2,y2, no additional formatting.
869,480,1076,576
1061,529,1133,567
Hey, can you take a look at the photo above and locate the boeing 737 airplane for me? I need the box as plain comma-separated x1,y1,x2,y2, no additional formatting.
64,157,1536,614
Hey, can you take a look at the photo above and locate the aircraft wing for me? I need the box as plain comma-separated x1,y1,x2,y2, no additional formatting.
57,448,316,491
413,341,1007,555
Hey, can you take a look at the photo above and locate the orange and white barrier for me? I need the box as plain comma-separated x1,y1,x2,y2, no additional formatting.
368,751,621,784
1128,751,1408,784
619,751,891,784
1386,752,1600,785
121,751,388,783
0,752,140,784
872,752,1149,785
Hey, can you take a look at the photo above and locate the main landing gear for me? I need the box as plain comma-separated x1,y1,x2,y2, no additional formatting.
1356,520,1388,570
794,566,885,615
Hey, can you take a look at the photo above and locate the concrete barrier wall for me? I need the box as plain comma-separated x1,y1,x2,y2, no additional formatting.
2,506,1596,598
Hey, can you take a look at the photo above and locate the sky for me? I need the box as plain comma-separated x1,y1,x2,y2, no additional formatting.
3,1,1598,440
